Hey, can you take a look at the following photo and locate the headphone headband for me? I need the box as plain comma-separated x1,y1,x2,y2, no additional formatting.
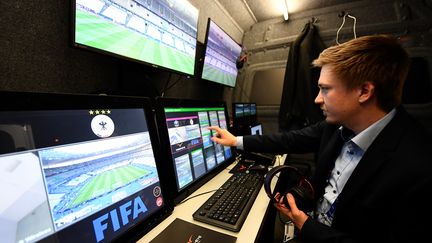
264,165,302,200
264,165,314,211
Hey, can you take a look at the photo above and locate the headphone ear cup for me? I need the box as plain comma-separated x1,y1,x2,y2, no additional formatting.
264,165,314,211
284,186,314,212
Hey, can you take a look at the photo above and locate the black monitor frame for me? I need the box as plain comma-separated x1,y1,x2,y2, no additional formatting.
70,0,199,77
232,102,257,135
0,91,173,243
155,97,236,205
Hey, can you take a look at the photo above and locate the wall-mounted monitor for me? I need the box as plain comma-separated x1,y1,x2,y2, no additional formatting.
155,98,235,204
200,18,242,87
0,91,172,243
72,0,199,76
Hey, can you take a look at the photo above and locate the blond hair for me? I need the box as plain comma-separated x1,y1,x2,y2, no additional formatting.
312,35,410,111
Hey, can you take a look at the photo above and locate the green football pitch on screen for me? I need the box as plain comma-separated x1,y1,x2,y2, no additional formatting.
68,164,150,208
75,9,195,75
202,64,236,87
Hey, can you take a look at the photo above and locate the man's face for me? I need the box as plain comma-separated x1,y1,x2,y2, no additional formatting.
314,65,361,126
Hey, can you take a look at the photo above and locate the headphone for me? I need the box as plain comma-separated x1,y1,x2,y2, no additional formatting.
236,54,247,69
264,165,315,212
236,47,248,69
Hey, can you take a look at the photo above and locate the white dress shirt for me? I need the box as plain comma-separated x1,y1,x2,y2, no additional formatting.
316,109,396,225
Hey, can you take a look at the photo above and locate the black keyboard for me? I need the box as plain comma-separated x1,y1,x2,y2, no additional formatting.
192,172,264,232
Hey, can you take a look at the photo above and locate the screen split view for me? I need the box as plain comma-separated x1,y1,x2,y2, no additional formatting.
0,92,263,243
161,104,233,194
232,103,259,136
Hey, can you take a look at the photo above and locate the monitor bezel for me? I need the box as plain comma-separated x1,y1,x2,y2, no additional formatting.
200,18,242,88
155,97,236,205
231,102,258,136
0,91,174,243
70,0,200,77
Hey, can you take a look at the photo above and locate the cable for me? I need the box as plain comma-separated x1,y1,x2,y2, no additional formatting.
349,14,357,39
177,189,218,205
161,73,172,97
165,76,182,90
235,79,251,101
162,75,183,96
336,13,357,44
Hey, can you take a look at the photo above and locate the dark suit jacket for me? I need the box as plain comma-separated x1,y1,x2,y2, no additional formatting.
278,22,325,131
244,107,432,243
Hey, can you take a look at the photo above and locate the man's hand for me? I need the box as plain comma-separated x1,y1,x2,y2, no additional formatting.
274,193,309,231
208,126,237,146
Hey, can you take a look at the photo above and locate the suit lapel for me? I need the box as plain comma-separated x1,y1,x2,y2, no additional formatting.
333,109,408,218
314,127,344,197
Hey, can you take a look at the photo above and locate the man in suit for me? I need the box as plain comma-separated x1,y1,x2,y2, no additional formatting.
209,35,432,242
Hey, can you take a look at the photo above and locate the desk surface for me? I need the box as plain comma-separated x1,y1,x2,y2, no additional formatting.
136,155,286,243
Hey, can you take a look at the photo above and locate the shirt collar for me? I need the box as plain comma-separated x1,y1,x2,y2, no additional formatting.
340,108,396,152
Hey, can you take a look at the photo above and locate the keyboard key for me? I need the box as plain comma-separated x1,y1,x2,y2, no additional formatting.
192,172,264,232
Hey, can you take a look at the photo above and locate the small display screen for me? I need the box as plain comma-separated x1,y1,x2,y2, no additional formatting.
163,106,232,191
250,123,263,135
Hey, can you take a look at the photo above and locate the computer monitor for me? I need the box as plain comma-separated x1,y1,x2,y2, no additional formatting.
243,103,251,116
72,0,199,76
200,18,242,87
232,103,256,120
250,103,257,117
233,103,244,119
0,91,172,243
250,123,263,135
155,98,235,204
232,102,257,135
250,103,257,124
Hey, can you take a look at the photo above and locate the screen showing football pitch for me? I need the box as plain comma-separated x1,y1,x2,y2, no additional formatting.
74,0,199,75
0,107,166,243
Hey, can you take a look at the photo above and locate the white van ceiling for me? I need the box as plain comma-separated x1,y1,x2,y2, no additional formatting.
217,0,356,31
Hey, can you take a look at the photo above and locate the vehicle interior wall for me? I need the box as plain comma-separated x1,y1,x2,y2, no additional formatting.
235,0,432,134
1,1,431,132
0,1,242,101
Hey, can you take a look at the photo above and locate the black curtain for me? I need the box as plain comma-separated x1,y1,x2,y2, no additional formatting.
278,22,325,131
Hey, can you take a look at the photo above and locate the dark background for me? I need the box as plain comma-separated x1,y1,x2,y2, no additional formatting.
0,1,226,100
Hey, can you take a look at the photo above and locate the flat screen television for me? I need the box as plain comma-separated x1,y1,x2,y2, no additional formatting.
155,98,235,204
72,0,199,76
232,102,257,135
200,18,242,87
233,103,257,122
250,123,263,135
0,91,172,243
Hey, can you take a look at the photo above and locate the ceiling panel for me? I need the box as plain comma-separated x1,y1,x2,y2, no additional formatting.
217,0,361,32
